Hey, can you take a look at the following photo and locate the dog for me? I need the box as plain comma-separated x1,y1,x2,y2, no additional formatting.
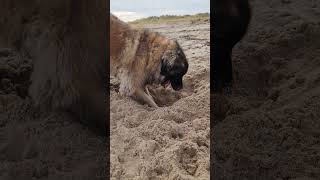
0,0,108,134
110,14,188,108
213,0,251,92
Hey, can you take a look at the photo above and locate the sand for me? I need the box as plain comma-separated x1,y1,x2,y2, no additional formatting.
213,0,320,179
0,49,106,179
0,18,210,180
1,0,320,179
110,20,210,179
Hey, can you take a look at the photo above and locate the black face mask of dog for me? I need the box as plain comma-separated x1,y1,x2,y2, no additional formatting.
160,42,188,91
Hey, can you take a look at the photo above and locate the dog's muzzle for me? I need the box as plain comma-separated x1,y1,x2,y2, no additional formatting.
160,76,170,88
170,77,183,91
160,76,183,91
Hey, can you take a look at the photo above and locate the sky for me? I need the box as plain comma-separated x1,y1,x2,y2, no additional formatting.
111,0,210,22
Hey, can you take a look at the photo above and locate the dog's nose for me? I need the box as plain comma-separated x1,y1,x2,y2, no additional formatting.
172,84,182,91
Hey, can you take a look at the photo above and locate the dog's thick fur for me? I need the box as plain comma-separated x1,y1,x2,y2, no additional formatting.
110,14,188,107
0,0,108,134
213,0,251,92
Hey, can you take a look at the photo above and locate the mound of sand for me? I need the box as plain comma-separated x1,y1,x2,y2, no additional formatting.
213,0,320,179
110,22,210,179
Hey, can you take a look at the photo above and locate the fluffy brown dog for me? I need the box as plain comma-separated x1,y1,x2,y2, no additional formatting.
110,14,189,107
0,0,108,133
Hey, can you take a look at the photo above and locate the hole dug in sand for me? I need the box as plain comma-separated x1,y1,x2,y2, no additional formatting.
148,83,194,107
110,77,195,107
147,86,182,107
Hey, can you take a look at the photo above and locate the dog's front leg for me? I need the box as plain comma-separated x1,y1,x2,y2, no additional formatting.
133,88,159,108
145,85,154,97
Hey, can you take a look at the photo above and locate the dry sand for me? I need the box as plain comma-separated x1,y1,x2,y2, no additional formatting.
213,0,320,179
110,20,210,179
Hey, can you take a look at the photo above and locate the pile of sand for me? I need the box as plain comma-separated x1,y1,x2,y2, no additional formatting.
213,0,320,179
110,21,210,179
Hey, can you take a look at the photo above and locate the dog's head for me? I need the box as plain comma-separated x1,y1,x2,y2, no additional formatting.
160,40,188,91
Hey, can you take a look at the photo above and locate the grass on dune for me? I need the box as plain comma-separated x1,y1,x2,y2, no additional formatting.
129,13,209,28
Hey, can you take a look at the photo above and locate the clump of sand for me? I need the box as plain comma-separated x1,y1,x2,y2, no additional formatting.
110,21,210,179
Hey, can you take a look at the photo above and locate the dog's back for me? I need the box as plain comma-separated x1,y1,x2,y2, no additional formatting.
110,14,130,58
110,14,143,75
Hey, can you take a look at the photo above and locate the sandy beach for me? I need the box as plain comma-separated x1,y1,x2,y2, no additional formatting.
1,0,319,178
110,19,210,179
